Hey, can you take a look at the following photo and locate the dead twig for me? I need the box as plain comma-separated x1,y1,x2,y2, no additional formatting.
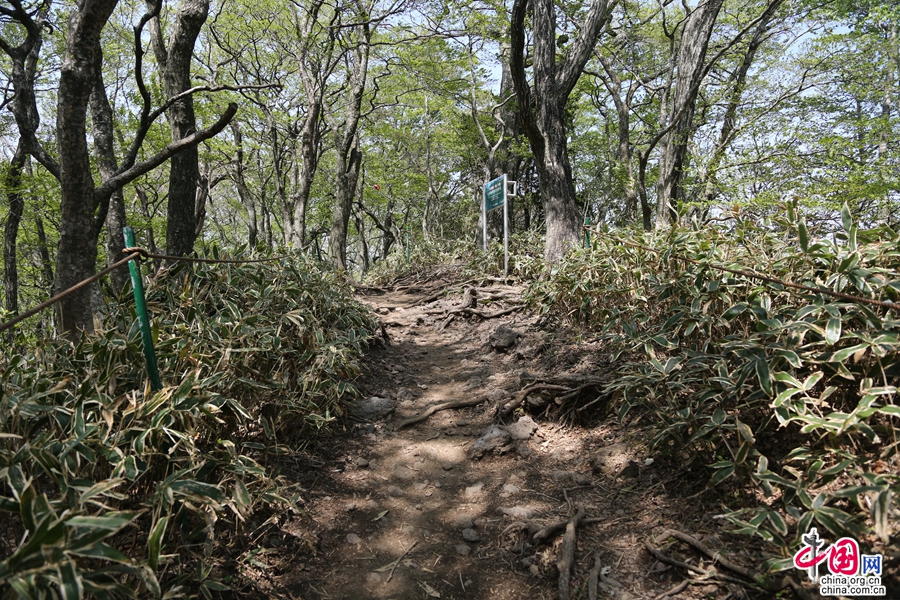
530,517,603,546
556,504,585,600
374,540,418,582
394,395,487,428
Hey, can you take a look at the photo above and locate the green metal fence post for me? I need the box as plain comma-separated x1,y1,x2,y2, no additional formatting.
123,227,162,391
583,217,591,320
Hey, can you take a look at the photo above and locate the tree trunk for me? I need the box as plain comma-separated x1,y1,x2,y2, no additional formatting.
291,103,321,248
90,47,129,294
509,0,613,262
34,212,54,291
3,143,26,326
150,0,210,256
135,185,162,273
330,131,362,269
701,3,779,206
55,0,119,338
231,122,258,247
655,0,724,228
328,13,370,270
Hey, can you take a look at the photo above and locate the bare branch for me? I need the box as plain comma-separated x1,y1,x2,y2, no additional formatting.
96,103,238,201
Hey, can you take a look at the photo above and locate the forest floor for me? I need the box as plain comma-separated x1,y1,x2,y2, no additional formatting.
238,271,813,600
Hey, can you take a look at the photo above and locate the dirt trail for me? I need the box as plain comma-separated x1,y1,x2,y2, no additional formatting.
248,282,775,600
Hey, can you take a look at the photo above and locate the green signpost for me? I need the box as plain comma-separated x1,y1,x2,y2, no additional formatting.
482,174,514,276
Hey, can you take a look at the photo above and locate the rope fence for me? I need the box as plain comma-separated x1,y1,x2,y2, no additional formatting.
0,246,291,335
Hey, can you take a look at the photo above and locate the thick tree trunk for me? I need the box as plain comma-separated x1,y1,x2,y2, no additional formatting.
90,48,129,294
509,0,612,262
655,0,724,228
150,0,210,256
4,143,26,324
55,0,119,338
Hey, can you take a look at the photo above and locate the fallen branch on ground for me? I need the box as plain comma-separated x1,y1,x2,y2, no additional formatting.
501,376,609,417
374,540,418,582
394,395,487,428
556,504,585,600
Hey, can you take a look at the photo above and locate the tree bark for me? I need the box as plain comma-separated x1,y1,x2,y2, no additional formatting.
654,0,724,228
231,122,258,247
150,0,210,256
700,2,781,206
509,0,613,262
55,0,120,338
328,10,370,270
330,130,363,269
3,143,26,327
289,0,334,248
34,212,53,292
90,47,129,294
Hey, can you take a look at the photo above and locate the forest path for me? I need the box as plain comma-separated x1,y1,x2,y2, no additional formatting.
258,279,740,600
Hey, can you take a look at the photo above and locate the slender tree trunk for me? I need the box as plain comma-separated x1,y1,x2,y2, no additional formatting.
701,3,779,206
136,185,162,273
291,104,321,247
266,111,292,245
34,212,53,291
355,208,369,273
3,143,27,325
330,131,362,269
654,0,724,228
90,47,129,294
150,0,210,256
328,14,370,269
231,122,258,247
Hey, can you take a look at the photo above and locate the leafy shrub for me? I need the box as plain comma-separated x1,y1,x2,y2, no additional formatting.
463,230,546,281
0,251,376,598
530,205,899,570
364,237,469,285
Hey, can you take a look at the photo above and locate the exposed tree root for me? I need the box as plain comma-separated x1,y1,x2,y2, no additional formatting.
447,305,523,319
500,383,571,417
394,395,487,428
645,529,815,600
499,375,609,417
555,504,585,600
